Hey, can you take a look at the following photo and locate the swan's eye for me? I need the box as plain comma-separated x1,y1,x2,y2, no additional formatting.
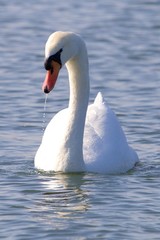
44,48,63,71
44,58,52,71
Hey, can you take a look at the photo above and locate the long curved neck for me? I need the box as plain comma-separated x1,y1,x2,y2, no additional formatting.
63,43,89,171
66,45,89,125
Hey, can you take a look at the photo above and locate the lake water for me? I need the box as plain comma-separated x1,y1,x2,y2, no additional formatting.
0,0,160,239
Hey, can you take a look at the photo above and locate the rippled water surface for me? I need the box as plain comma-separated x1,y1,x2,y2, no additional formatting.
0,0,160,239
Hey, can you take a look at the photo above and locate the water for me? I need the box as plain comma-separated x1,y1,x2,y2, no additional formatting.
0,0,160,239
42,94,48,132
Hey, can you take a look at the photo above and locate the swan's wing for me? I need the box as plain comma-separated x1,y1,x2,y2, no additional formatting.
83,92,139,173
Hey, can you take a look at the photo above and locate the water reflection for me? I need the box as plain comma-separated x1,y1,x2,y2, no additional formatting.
32,173,89,225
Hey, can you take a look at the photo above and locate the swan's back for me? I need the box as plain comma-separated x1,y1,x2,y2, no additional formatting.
84,92,139,173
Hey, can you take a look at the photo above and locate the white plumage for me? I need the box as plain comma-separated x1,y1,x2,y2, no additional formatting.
35,31,139,173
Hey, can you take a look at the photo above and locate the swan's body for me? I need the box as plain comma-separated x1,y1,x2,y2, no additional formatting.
35,31,139,174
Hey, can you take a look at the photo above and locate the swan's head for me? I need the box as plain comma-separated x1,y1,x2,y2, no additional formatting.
42,31,84,93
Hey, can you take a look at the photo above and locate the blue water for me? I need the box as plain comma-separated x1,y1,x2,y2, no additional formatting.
0,0,160,239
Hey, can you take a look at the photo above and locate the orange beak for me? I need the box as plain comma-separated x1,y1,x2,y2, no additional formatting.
42,61,61,93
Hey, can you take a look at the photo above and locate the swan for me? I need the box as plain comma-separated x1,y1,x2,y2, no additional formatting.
35,31,139,174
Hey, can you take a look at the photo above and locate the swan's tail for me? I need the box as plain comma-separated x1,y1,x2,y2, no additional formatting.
94,92,105,106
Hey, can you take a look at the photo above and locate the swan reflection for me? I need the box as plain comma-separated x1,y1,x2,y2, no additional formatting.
35,173,89,222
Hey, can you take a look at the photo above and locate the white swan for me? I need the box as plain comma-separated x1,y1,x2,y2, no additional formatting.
35,31,139,174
